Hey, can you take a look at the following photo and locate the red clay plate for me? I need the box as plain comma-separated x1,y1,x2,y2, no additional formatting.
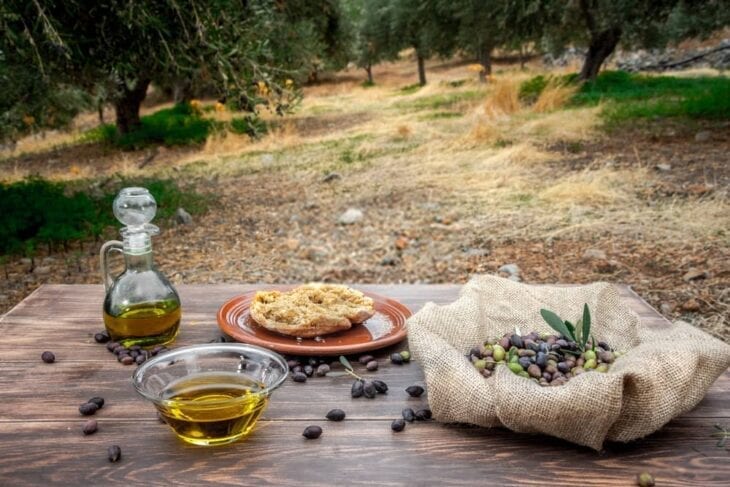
217,287,411,356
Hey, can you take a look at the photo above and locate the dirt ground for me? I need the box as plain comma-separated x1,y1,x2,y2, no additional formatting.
1,57,728,342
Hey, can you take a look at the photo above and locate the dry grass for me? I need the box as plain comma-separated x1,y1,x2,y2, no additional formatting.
539,167,636,206
484,77,521,117
532,81,579,113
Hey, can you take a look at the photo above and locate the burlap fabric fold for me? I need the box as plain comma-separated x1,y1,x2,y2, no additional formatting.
407,275,730,450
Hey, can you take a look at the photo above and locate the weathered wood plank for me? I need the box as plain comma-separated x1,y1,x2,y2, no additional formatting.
0,359,727,422
0,418,727,486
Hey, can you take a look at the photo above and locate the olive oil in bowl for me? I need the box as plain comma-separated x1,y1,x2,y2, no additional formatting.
156,372,268,446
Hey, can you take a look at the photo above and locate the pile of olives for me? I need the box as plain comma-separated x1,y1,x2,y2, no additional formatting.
469,331,620,386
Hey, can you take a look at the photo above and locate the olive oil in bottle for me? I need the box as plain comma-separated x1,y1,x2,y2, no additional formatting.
103,300,180,347
100,188,182,348
156,372,268,446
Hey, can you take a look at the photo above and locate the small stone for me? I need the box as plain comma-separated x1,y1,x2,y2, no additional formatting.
582,248,607,261
41,351,55,363
107,445,122,462
683,268,708,282
175,208,193,225
302,425,322,439
337,208,364,225
322,172,342,183
394,236,409,250
326,409,346,421
285,238,300,250
681,298,700,312
463,247,489,257
33,266,51,275
391,418,406,432
694,130,711,142
659,302,673,315
498,263,520,277
654,163,671,172
380,254,399,266
82,419,98,435
593,259,618,273
405,385,425,397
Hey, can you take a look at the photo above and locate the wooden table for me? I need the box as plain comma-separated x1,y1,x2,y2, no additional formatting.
1,284,728,485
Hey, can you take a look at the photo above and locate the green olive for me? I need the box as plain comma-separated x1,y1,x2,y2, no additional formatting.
474,359,486,371
492,345,505,362
584,358,597,369
508,362,523,374
584,349,597,361
596,364,609,373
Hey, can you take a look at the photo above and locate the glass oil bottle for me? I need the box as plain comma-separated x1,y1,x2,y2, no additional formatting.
101,187,181,347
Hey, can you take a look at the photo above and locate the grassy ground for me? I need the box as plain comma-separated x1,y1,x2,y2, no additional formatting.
1,56,728,341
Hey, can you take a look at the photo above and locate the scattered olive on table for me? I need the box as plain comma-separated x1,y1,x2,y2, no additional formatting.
302,425,323,439
41,351,55,363
82,419,98,436
326,409,346,421
107,445,122,462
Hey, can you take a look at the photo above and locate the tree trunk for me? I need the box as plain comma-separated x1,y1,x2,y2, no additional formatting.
114,79,150,134
477,43,493,83
579,27,622,80
417,54,426,86
519,45,526,70
365,63,373,84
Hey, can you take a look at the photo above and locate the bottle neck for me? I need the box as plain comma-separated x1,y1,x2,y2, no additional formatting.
124,250,154,271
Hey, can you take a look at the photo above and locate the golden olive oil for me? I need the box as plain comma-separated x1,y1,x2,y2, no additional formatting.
157,372,268,446
103,300,180,347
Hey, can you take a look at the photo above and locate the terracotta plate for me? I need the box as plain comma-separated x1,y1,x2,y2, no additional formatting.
217,287,411,356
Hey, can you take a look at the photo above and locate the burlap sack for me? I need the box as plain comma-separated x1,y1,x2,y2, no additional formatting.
407,275,730,450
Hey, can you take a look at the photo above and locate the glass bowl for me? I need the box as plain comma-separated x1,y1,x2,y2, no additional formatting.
132,343,288,446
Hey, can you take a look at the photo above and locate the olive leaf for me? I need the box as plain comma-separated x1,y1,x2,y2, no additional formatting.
581,304,591,350
540,305,594,352
540,309,574,340
339,355,354,371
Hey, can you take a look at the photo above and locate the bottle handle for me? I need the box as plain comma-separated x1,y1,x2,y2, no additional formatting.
100,240,124,292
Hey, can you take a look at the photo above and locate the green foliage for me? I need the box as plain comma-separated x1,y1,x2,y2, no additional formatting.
0,177,208,255
540,304,592,351
574,71,730,123
518,70,730,123
519,74,579,103
229,116,268,138
88,104,213,150
1,0,352,141
395,89,482,110
398,84,423,95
